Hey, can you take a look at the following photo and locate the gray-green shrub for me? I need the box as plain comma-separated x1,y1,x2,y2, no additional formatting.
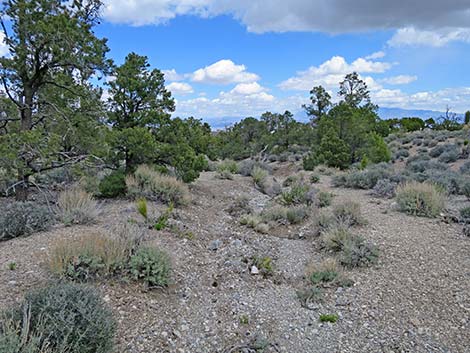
395,181,446,217
129,246,171,288
0,283,116,353
0,202,53,241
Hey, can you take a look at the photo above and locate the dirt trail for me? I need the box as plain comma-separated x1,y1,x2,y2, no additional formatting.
0,171,469,352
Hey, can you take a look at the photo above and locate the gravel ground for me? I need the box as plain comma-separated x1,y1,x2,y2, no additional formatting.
0,169,469,353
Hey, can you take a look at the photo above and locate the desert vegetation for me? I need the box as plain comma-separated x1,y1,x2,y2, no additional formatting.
0,1,469,352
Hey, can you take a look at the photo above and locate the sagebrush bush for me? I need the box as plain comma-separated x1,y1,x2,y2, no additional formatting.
216,170,234,180
0,202,53,241
227,195,252,216
98,170,127,198
126,165,190,206
393,149,410,160
49,233,132,280
129,246,171,288
238,160,271,177
429,144,458,158
255,176,282,197
420,169,462,195
261,205,309,225
395,181,446,217
332,163,392,190
406,160,446,173
438,150,459,163
459,206,470,221
251,166,268,186
57,187,99,225
318,191,333,207
307,258,340,285
340,237,379,268
217,160,239,174
372,179,397,198
322,225,352,252
1,283,116,353
281,182,315,205
332,201,365,226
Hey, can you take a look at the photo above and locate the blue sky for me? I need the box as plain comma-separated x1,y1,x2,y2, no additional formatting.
3,0,469,123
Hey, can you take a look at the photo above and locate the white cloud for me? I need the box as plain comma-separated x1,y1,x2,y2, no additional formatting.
103,1,470,34
380,75,417,85
372,87,470,112
365,51,385,60
0,32,8,57
167,81,194,95
191,59,260,84
388,27,470,47
279,55,392,91
163,69,185,81
230,82,266,95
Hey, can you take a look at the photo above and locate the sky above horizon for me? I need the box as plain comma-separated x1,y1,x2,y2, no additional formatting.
2,0,470,122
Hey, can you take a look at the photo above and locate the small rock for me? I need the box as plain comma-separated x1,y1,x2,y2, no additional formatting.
251,265,259,275
208,239,222,251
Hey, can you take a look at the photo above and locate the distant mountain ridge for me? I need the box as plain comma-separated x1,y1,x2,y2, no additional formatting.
202,107,464,130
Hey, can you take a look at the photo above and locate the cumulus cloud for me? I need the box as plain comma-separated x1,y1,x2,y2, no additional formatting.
167,81,194,95
163,69,185,81
380,75,417,85
371,87,470,112
191,59,260,84
103,1,470,34
279,55,392,91
388,27,470,47
230,82,266,95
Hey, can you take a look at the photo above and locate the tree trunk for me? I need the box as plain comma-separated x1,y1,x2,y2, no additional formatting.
15,87,33,201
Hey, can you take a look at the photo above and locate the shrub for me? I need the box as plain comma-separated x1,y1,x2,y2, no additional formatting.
256,176,282,197
395,181,446,217
226,195,252,216
303,153,320,171
98,170,127,198
438,150,459,163
421,170,462,195
319,314,339,323
460,161,470,174
340,236,379,268
372,179,396,198
129,246,171,288
308,259,340,285
49,233,132,280
217,160,239,174
297,286,323,309
238,160,271,177
322,226,353,252
135,198,148,220
318,191,333,207
459,206,470,221
429,144,458,158
1,283,115,353
393,148,410,159
281,182,315,205
126,165,190,206
406,160,446,173
461,181,470,199
216,170,234,180
240,214,262,228
310,174,320,183
251,166,268,186
332,163,392,190
57,187,99,225
332,201,365,226
262,205,309,225
0,202,53,241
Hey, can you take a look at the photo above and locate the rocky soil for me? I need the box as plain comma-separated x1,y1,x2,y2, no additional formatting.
0,166,469,353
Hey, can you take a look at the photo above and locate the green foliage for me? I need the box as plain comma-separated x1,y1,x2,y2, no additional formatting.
396,182,446,217
332,163,392,190
1,283,116,353
0,202,53,241
217,160,239,174
154,203,174,231
7,262,16,271
361,132,391,164
461,181,470,199
340,237,379,268
310,174,320,183
129,246,171,288
319,314,339,323
465,111,470,125
0,0,110,200
252,256,274,277
136,198,148,220
317,128,351,169
99,171,127,198
303,85,332,124
251,166,268,186
281,182,315,205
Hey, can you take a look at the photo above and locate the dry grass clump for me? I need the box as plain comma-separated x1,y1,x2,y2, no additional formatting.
251,165,268,186
49,232,132,280
57,186,100,225
126,165,190,206
395,181,446,217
